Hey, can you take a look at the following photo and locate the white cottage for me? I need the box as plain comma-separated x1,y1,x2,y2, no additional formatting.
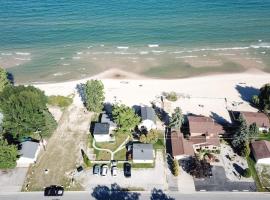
138,106,156,132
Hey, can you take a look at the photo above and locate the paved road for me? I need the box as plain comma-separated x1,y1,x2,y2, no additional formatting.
0,191,270,200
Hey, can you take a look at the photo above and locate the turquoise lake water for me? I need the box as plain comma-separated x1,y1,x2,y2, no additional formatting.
1,0,270,82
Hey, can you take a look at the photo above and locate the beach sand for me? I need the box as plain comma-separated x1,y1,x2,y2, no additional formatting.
34,68,270,123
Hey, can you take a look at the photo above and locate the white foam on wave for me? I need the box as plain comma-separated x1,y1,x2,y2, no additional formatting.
175,55,198,59
250,43,270,49
117,46,129,50
15,52,31,56
62,63,70,66
87,46,93,49
53,72,70,77
60,57,65,60
15,57,31,61
139,51,149,55
1,53,12,56
72,56,81,60
148,44,159,48
151,50,166,53
114,52,135,55
77,52,83,55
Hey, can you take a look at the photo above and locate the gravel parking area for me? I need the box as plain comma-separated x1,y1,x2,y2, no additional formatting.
76,151,167,191
0,168,28,192
194,166,256,192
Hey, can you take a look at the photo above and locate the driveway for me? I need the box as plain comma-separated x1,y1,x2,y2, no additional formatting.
0,168,28,192
194,166,256,192
76,151,167,191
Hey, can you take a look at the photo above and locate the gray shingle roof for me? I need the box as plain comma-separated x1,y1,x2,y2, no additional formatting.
19,141,39,159
101,113,116,128
133,143,154,161
140,106,156,122
93,123,110,135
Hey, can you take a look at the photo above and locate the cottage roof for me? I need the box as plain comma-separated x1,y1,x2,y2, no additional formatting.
141,106,156,122
93,123,110,135
133,143,154,160
19,141,39,159
251,140,270,161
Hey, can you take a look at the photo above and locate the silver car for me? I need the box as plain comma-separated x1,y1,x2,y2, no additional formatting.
111,166,118,176
101,165,108,176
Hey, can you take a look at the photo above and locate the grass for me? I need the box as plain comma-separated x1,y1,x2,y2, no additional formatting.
95,133,128,151
257,132,270,141
153,132,165,150
132,162,155,168
258,165,270,190
246,156,265,192
48,95,73,108
114,148,127,161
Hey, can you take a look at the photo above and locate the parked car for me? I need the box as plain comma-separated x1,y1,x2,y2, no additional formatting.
93,164,100,175
44,185,64,196
101,164,108,176
124,162,131,177
111,166,118,176
111,160,117,167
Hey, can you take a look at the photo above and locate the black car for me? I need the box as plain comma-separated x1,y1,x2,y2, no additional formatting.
124,162,131,177
44,185,64,196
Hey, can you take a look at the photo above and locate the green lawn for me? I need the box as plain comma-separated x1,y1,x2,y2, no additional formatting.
153,131,165,150
114,148,127,161
132,162,155,168
246,156,265,192
257,133,270,141
95,133,129,151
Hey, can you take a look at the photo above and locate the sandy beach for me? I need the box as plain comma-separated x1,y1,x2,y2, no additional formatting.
33,69,270,124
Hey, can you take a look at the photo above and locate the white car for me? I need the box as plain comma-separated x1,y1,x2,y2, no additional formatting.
111,166,118,176
101,165,108,176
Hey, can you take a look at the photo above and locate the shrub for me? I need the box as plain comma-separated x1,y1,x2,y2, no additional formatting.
163,92,178,102
243,168,251,178
48,95,73,107
172,159,179,176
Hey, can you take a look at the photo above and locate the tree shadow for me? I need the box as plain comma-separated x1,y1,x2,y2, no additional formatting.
91,183,140,200
210,111,229,125
7,72,15,85
151,103,170,126
150,188,175,200
76,83,86,104
235,85,259,103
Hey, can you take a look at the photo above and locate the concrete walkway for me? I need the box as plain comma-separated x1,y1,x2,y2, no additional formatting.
92,135,130,160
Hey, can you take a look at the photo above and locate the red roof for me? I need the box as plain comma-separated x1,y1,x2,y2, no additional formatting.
171,131,194,157
251,140,270,161
240,111,270,128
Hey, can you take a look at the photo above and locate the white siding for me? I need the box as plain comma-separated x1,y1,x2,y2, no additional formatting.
133,159,154,164
257,158,270,165
94,134,111,142
139,120,156,131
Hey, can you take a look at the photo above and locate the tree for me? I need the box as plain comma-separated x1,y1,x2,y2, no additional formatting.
112,104,141,134
231,114,249,149
258,83,270,112
85,80,105,112
172,159,179,176
249,123,260,139
0,67,10,92
169,107,184,128
188,157,212,178
0,85,57,140
252,95,260,106
139,129,159,144
0,139,18,169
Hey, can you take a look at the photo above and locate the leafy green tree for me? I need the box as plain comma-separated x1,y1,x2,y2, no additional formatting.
139,129,159,144
0,85,57,140
112,104,141,134
85,80,105,112
0,67,10,92
169,107,184,128
0,139,18,169
252,95,260,106
258,83,270,112
48,95,73,107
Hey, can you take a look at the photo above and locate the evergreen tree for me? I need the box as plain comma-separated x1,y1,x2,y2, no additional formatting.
169,107,184,129
258,83,270,112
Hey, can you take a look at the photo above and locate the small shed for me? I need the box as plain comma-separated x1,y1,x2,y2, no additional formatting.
138,106,157,131
251,140,270,165
17,141,41,167
93,123,111,142
133,143,154,163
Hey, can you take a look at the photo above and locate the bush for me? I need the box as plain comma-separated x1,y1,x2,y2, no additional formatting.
163,92,178,102
172,159,179,176
48,95,73,107
243,168,251,178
